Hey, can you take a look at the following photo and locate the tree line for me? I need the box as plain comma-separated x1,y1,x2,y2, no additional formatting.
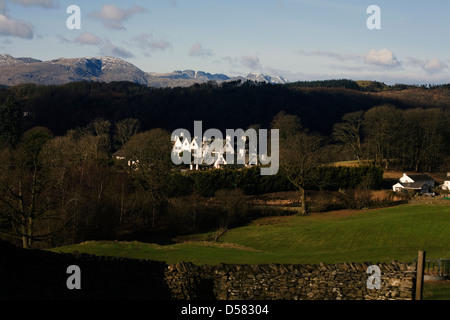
0,83,449,249
3,80,444,139
332,105,450,172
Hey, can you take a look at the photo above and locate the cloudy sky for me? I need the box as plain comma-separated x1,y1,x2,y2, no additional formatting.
1,0,449,84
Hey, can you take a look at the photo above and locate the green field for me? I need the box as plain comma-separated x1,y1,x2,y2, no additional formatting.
52,204,450,265
51,203,450,300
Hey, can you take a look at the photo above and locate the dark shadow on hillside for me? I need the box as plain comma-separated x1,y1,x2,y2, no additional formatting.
0,240,172,300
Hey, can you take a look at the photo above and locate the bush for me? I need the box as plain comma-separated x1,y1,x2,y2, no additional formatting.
214,189,248,229
183,165,384,197
167,173,195,197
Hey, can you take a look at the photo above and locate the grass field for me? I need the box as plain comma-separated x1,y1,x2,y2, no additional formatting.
423,281,450,300
51,203,450,299
52,204,449,265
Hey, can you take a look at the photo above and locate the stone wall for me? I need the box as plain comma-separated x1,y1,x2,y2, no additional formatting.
0,240,417,300
165,261,417,300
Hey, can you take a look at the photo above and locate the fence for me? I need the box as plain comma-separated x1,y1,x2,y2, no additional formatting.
422,259,450,278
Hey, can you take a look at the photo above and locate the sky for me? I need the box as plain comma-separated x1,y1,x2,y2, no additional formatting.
0,0,450,84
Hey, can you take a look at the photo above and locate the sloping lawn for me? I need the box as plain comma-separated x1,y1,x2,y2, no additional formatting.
51,204,450,265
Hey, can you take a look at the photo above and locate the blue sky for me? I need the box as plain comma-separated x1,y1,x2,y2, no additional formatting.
1,0,449,84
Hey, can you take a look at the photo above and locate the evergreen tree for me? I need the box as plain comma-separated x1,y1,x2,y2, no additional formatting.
0,96,22,148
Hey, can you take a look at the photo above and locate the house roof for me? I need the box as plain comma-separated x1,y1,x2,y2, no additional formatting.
406,174,433,181
191,137,202,146
113,150,126,157
398,182,428,189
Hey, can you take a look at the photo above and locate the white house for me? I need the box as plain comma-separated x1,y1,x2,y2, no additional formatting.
223,136,235,155
190,136,202,159
392,173,435,194
444,172,450,191
443,173,450,191
246,152,259,167
182,135,191,152
172,133,260,171
214,152,227,169
113,149,126,161
113,150,139,168
172,135,183,154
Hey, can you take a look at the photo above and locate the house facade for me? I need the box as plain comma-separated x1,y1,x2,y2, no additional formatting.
440,180,450,191
444,173,450,191
392,173,435,194
172,133,259,171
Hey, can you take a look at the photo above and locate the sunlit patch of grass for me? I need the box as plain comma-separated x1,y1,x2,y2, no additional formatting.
51,204,450,266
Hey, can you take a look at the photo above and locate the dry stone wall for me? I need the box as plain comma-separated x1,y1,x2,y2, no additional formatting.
165,261,417,300
0,240,417,300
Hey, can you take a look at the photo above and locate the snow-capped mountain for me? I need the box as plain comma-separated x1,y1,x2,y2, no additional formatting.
245,72,289,85
153,69,231,82
0,54,42,67
0,54,289,87
146,70,290,87
48,56,148,84
147,69,232,87
0,55,148,86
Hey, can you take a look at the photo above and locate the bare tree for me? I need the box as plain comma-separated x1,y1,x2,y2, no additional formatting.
280,131,324,215
333,111,364,164
273,112,324,215
115,118,140,148
123,128,172,228
0,127,64,248
362,105,401,169
88,118,111,158
270,111,302,140
65,128,98,184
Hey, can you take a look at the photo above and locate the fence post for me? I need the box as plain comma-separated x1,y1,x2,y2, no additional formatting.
415,250,426,300
438,259,441,277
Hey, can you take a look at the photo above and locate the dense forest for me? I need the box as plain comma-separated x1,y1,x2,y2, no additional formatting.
0,80,449,249
3,79,448,138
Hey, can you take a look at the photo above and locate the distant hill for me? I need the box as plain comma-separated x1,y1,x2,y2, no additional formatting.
0,55,149,86
374,87,450,109
0,54,289,87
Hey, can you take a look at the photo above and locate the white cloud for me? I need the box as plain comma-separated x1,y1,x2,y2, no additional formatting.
11,0,57,7
424,58,448,74
0,0,6,13
406,57,448,75
297,49,361,62
0,13,33,38
327,64,365,72
100,42,134,59
406,57,425,68
298,48,401,69
240,55,262,70
56,34,70,43
189,42,214,57
364,49,400,67
222,56,239,67
132,33,172,51
74,32,102,46
90,4,146,30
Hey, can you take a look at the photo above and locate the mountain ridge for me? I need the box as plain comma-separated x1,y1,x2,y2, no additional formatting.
0,54,288,88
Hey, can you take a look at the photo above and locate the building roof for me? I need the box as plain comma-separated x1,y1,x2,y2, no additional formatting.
113,149,126,158
398,182,428,189
406,174,434,181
